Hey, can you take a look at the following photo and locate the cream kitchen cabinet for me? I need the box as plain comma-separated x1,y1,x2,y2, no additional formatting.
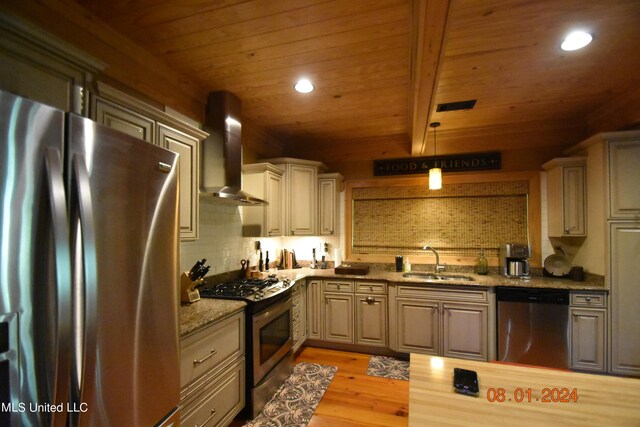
292,279,308,353
264,158,326,236
307,279,388,347
570,290,607,373
543,157,586,237
91,84,207,240
325,280,390,345
607,140,640,219
322,279,355,343
324,291,354,343
94,98,155,143
318,173,343,236
0,15,102,116
307,279,323,340
355,281,387,347
442,302,488,360
390,284,492,361
242,163,284,237
180,310,245,427
609,222,640,376
394,298,440,354
566,131,640,376
157,124,199,240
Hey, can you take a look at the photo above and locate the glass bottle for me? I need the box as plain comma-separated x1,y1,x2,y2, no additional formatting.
403,257,411,273
475,248,488,275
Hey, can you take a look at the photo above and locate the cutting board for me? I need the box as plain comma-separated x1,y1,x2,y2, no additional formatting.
334,265,370,275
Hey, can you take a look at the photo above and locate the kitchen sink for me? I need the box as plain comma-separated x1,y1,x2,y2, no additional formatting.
402,272,474,281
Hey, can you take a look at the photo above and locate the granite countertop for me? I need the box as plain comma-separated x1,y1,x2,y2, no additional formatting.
265,267,606,291
180,298,246,338
180,266,604,338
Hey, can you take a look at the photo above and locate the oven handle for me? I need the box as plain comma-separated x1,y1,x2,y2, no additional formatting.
253,296,293,330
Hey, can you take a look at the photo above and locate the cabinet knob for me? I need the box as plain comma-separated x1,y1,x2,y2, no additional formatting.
585,297,592,303
291,230,295,235
195,409,218,427
369,285,373,291
366,296,375,304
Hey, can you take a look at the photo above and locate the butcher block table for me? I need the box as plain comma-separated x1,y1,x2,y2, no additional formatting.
409,354,640,426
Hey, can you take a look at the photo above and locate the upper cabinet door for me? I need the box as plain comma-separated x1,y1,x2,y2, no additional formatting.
543,157,586,237
287,163,317,236
158,124,199,240
0,19,102,116
318,179,336,235
265,171,284,237
318,173,342,236
608,140,640,219
562,165,586,236
94,98,155,143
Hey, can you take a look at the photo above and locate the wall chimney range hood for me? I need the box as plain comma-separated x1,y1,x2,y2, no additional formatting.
201,91,267,206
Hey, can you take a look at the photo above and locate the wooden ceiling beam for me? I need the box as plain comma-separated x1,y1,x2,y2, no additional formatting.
409,0,451,156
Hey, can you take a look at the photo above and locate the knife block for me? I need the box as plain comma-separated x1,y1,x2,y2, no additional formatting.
180,272,203,303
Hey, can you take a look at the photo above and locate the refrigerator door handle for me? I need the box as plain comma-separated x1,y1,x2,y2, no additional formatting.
44,147,72,427
69,152,99,421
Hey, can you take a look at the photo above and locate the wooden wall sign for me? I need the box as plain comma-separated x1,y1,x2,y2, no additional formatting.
374,152,501,176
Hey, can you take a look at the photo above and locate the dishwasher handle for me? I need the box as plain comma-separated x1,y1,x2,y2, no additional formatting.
496,287,569,304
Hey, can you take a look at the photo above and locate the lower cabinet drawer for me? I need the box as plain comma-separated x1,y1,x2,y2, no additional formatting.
570,292,606,307
355,281,387,294
181,358,245,427
180,312,244,388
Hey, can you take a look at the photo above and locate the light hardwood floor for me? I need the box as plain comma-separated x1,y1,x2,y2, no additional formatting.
297,347,409,427
231,346,409,426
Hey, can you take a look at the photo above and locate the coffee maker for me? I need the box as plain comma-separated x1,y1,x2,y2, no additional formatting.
499,243,531,278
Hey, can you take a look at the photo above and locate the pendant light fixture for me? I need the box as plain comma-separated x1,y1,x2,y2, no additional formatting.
429,121,442,190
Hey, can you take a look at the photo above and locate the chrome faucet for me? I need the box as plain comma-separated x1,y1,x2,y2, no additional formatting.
423,245,446,272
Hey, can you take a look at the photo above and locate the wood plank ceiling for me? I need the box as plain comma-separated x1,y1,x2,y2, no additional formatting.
76,0,640,157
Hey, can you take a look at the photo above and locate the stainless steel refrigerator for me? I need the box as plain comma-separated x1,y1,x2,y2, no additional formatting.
0,89,181,426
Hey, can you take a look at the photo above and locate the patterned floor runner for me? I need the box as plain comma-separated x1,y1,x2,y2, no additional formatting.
367,355,410,380
245,362,337,427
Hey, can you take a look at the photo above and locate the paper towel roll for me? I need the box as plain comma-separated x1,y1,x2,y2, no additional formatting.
334,249,342,267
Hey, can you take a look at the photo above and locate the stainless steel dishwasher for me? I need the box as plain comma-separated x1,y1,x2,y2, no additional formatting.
496,287,570,369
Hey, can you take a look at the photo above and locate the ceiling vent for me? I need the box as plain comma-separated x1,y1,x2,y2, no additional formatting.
436,99,477,112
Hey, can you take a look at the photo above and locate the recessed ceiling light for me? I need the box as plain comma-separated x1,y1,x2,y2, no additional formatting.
294,78,314,93
561,31,593,51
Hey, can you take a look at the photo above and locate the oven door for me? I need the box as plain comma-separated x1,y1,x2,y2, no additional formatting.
252,295,293,386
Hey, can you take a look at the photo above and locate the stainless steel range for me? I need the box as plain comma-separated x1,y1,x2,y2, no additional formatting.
199,276,296,418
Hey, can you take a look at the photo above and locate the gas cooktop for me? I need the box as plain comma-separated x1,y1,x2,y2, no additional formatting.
199,276,294,302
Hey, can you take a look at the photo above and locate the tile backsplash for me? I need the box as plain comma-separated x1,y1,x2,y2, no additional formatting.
180,197,344,274
180,198,254,274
